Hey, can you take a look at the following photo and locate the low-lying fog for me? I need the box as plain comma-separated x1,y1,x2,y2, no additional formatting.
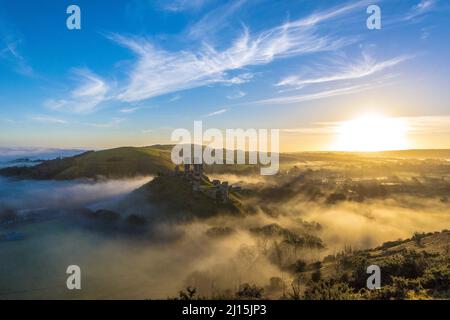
1,174,449,299
0,177,152,211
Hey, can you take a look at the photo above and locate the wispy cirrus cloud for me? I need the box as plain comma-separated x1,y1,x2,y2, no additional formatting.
402,115,450,133
119,105,157,113
225,71,397,108
0,39,34,76
0,118,18,124
249,83,374,106
204,108,228,117
276,54,410,89
119,107,140,113
416,0,435,10
168,94,181,102
227,90,246,100
159,0,211,12
109,1,368,103
83,117,126,128
31,115,68,125
281,125,338,135
187,0,248,39
282,115,450,136
404,0,436,21
44,68,109,114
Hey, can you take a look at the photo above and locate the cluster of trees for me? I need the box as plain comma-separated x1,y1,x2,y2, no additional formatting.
174,284,265,300
174,230,449,300
248,223,325,272
298,247,449,300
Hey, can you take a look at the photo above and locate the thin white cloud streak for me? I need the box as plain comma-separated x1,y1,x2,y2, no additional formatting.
31,115,68,125
188,0,248,39
281,126,338,135
168,94,181,102
140,126,174,134
284,0,374,28
404,0,436,21
381,0,437,28
110,1,368,103
0,40,33,76
44,69,109,114
276,55,410,88
402,115,450,134
204,108,228,117
281,115,450,136
119,107,141,113
0,118,17,124
223,73,254,85
119,105,157,113
227,90,246,100
243,72,399,107
83,117,126,128
249,83,373,106
161,0,211,12
416,0,435,10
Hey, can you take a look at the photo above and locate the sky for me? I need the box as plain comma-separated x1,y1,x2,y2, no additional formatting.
0,0,449,152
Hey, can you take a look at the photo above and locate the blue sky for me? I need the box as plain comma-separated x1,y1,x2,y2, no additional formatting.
0,0,449,151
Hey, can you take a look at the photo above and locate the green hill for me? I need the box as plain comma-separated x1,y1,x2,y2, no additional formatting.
119,174,243,220
0,145,175,180
0,144,268,179
1,144,449,180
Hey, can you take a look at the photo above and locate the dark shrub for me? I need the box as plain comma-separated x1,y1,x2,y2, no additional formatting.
290,259,307,273
303,280,356,300
178,287,198,300
235,283,264,299
126,214,147,226
411,232,426,246
326,192,346,204
362,277,422,300
421,265,450,292
348,256,370,289
383,251,429,280
323,255,336,263
206,226,235,238
311,270,322,283
307,261,323,271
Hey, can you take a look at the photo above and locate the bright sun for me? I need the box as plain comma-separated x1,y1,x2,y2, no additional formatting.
333,114,409,152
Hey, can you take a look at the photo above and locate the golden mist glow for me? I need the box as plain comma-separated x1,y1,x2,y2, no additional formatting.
332,114,409,152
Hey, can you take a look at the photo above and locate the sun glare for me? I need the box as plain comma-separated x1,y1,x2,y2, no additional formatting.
333,114,409,152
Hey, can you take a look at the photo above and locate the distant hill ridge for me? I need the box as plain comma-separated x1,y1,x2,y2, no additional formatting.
0,145,449,180
0,146,174,180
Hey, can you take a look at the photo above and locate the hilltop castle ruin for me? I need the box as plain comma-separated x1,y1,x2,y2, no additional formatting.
172,159,231,203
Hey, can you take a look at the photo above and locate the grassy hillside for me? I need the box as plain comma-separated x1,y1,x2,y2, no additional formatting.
0,145,175,180
175,230,449,300
296,230,450,300
0,144,275,179
125,175,243,220
1,144,449,180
